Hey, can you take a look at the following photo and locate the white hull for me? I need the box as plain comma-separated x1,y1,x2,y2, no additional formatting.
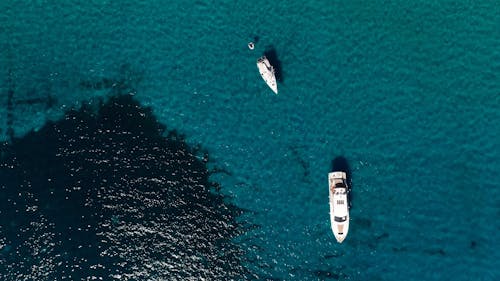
256,56,278,94
329,171,350,243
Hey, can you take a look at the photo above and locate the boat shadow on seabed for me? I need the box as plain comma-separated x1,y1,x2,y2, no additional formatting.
263,46,284,83
331,156,353,209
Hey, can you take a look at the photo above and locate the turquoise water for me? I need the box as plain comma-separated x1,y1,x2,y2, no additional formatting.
1,0,499,280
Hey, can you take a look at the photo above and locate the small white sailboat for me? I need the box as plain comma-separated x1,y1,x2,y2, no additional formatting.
256,56,278,94
329,171,350,243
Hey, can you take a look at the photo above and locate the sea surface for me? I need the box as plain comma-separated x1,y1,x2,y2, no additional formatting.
1,1,499,280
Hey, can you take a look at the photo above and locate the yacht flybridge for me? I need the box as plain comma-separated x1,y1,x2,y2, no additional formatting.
329,171,350,243
256,56,278,94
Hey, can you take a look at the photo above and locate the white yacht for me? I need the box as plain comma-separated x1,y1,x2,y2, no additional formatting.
329,171,350,243
256,56,278,94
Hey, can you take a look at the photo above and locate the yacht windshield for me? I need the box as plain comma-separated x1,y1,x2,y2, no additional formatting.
334,216,347,222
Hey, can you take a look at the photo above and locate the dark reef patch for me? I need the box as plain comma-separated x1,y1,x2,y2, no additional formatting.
392,246,408,252
289,145,310,181
423,248,446,256
79,63,143,95
13,93,57,109
0,94,250,280
5,68,15,140
3,67,58,142
353,217,372,228
313,270,339,280
323,252,342,259
375,233,389,241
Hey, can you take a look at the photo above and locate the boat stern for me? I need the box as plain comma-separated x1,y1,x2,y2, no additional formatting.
329,171,347,181
333,220,349,243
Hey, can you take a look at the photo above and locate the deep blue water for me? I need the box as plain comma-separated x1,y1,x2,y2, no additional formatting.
1,1,499,280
